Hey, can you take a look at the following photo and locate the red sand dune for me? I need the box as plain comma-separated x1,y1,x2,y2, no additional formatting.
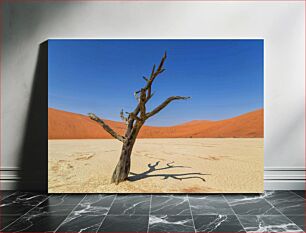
48,108,263,139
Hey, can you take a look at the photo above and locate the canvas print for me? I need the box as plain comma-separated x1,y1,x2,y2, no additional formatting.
48,39,264,193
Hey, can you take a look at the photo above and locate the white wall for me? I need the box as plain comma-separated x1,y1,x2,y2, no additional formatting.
1,1,304,190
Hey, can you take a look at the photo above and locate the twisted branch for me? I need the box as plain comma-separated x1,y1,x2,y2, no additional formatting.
88,113,125,142
146,96,190,119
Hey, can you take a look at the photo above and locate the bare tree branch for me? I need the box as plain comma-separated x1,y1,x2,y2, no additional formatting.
131,52,168,121
88,113,126,142
128,112,141,122
145,52,167,93
146,96,190,119
120,109,129,125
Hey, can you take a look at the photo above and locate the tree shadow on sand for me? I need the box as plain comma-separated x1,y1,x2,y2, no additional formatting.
128,161,210,182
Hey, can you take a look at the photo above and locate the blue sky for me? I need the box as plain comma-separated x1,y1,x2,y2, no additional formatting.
48,39,263,126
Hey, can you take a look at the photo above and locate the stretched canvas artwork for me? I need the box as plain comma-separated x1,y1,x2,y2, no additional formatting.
48,39,264,193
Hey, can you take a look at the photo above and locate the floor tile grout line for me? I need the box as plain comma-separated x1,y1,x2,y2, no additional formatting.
187,194,197,233
263,194,304,232
1,193,51,231
53,194,87,233
222,194,247,232
289,190,305,200
147,194,152,233
258,192,284,215
96,194,117,232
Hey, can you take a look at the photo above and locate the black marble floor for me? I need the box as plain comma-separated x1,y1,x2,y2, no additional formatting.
0,191,304,232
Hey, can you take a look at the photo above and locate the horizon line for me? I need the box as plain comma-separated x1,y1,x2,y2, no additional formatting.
48,107,263,128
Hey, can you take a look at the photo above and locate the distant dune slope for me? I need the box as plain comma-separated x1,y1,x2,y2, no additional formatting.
48,108,263,139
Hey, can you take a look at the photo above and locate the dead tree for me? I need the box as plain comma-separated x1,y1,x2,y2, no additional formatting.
88,52,190,184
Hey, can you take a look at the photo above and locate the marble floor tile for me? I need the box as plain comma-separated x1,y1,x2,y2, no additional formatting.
108,195,150,215
56,213,105,232
285,215,305,230
0,215,23,231
0,191,16,201
224,193,264,202
224,194,281,215
238,215,303,233
291,191,305,199
0,192,48,215
73,194,116,215
98,215,149,232
151,195,191,216
46,194,85,205
1,213,67,232
27,195,84,216
80,194,116,206
0,191,304,232
193,215,245,232
148,215,195,233
264,191,304,215
27,202,79,216
188,195,234,215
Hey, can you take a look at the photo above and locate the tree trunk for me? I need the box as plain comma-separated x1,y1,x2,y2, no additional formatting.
111,134,137,184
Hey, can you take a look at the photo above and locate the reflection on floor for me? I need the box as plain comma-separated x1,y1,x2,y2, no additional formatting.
0,190,304,232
